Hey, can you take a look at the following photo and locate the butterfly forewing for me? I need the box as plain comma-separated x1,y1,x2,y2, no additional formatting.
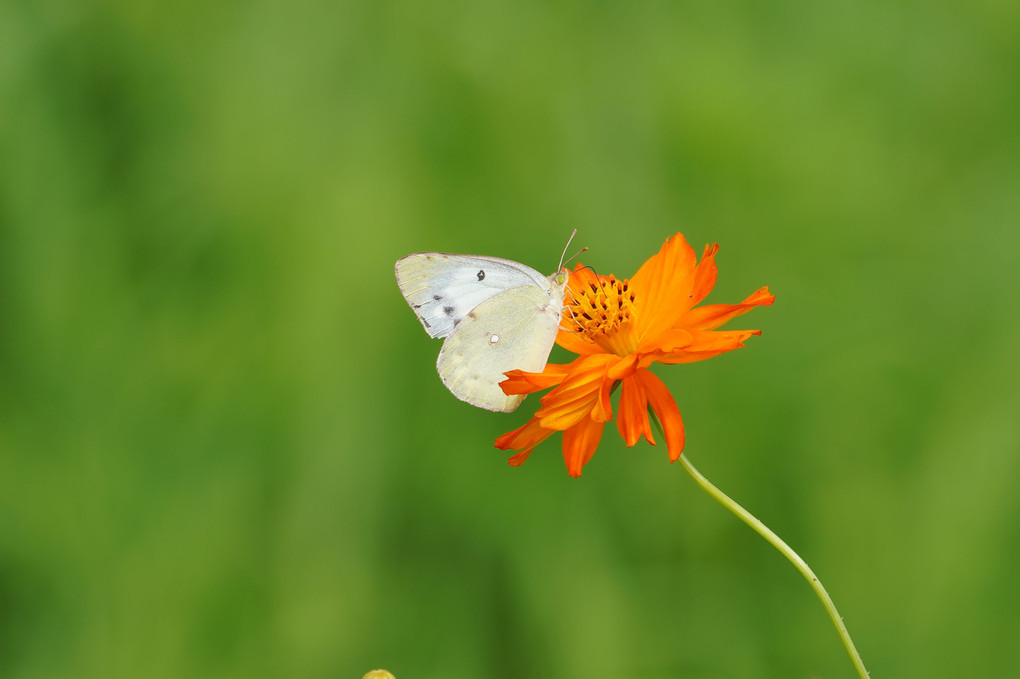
436,285,563,412
395,253,550,339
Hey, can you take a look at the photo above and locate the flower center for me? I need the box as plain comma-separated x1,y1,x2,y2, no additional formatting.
566,275,638,355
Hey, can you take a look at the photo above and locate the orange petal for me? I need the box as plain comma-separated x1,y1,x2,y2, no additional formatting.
507,449,534,466
495,418,556,466
539,354,615,402
567,262,601,289
500,362,572,395
653,329,761,364
592,373,615,423
606,353,640,380
690,243,719,305
629,233,698,344
617,374,655,447
539,392,601,430
685,329,761,352
495,418,548,450
682,286,775,331
535,354,617,429
555,326,602,355
562,417,605,477
636,370,685,460
640,327,694,354
656,349,740,365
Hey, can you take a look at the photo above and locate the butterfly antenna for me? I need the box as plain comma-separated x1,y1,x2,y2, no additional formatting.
564,246,589,269
557,229,589,271
557,230,576,270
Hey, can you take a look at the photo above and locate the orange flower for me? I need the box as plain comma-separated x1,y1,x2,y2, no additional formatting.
495,233,774,477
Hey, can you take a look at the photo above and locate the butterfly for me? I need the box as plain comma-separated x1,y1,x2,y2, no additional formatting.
395,235,576,412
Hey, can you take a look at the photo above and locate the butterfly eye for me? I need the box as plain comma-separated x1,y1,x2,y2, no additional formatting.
477,270,485,281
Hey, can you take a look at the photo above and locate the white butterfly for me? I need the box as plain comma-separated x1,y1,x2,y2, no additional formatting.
395,238,574,412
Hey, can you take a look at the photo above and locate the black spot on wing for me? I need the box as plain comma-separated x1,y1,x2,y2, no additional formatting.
443,306,455,316
477,270,485,281
433,294,442,301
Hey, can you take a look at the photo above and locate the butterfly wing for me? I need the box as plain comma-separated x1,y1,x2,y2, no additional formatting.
436,285,564,412
395,253,549,339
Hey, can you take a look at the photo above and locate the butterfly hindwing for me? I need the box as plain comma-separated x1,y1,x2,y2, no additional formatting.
436,285,563,412
395,253,549,339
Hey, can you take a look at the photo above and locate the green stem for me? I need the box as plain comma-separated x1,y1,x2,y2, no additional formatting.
677,453,870,678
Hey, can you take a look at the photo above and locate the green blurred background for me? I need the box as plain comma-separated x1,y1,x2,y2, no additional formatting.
2,1,1019,677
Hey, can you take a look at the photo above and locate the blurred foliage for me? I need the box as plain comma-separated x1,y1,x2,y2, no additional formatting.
2,0,1019,678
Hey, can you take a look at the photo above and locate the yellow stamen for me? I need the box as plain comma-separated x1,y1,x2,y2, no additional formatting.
567,275,638,355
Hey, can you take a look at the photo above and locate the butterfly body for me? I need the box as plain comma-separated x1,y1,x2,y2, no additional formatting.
395,252,568,412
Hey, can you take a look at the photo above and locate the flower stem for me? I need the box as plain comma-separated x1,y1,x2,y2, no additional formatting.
677,453,870,678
